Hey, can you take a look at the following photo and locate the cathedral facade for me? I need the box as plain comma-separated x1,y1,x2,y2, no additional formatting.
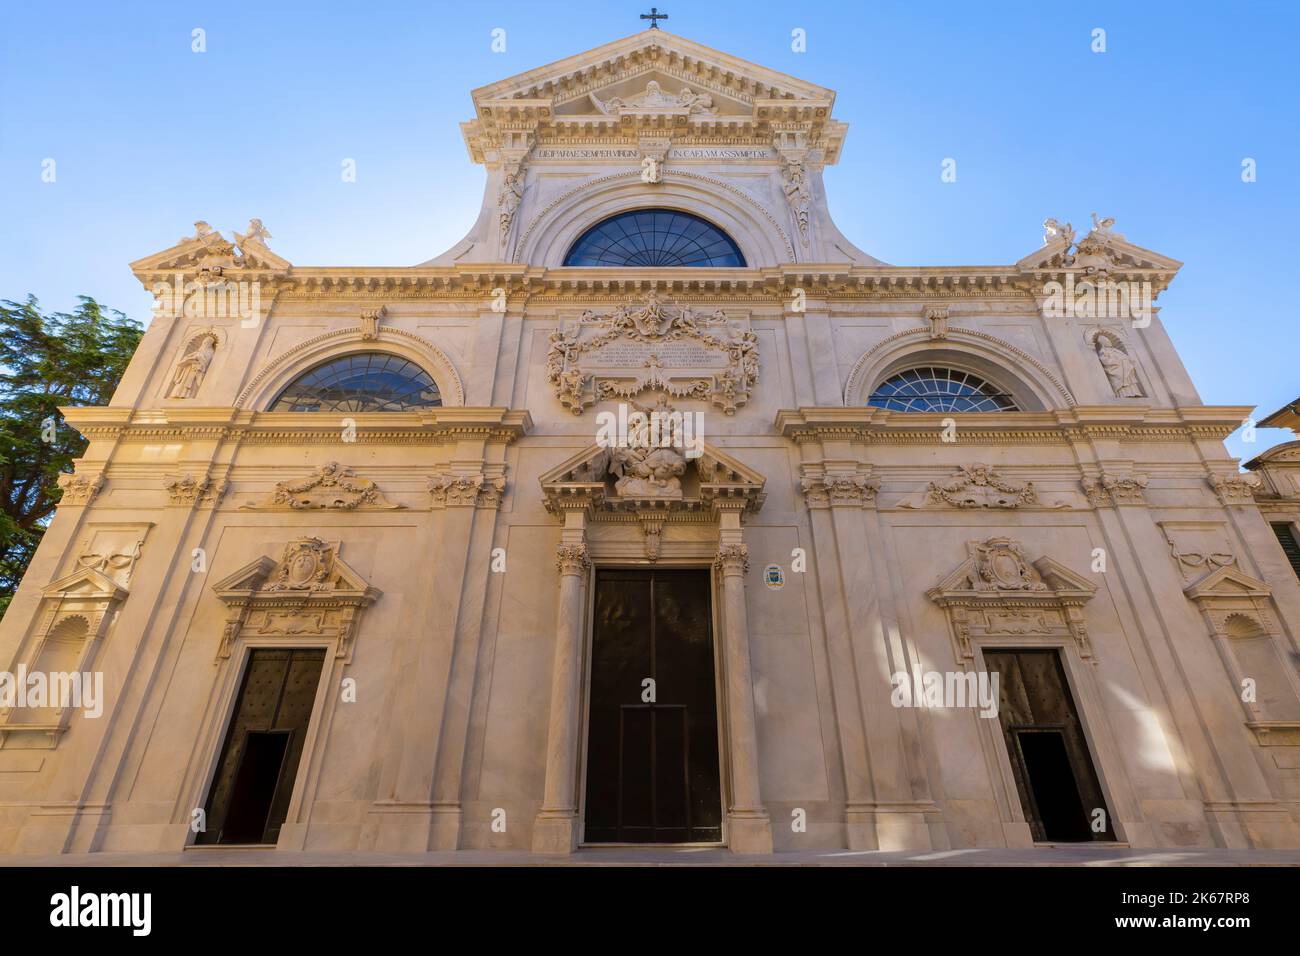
3,30,1300,857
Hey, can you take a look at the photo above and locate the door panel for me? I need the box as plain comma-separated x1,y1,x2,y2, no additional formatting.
584,569,722,843
199,648,325,845
985,649,1114,842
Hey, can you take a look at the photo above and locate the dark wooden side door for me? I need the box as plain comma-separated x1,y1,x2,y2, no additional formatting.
583,569,722,844
199,648,325,845
984,649,1115,842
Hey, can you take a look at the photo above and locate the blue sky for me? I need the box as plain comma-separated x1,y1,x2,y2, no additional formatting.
1,1,1295,461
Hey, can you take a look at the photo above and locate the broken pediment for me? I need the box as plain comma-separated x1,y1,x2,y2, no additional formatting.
130,218,291,280
212,538,380,663
927,537,1099,662
1016,214,1182,277
540,431,765,515
929,537,1096,597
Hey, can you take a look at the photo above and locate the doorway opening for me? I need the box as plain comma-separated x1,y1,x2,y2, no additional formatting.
197,648,325,845
983,649,1115,842
583,568,722,844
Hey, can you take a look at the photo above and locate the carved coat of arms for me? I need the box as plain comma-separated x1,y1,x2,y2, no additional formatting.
546,292,758,415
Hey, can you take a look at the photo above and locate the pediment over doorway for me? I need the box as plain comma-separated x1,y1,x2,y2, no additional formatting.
541,437,763,561
926,537,1098,662
211,538,380,663
540,438,765,516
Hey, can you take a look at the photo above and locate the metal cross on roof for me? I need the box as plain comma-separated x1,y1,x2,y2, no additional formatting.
640,7,668,29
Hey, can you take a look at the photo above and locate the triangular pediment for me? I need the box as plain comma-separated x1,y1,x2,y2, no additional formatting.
213,540,378,606
211,555,279,597
131,220,291,279
41,566,128,602
928,537,1097,602
1184,565,1271,601
1015,218,1182,274
471,30,833,115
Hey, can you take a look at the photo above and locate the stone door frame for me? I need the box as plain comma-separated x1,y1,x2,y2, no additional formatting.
575,556,730,848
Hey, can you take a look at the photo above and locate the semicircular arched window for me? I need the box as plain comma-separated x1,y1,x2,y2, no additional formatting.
269,353,442,412
867,366,1019,413
563,209,746,267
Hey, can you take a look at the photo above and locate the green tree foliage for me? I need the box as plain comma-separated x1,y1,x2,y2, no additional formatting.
0,296,142,619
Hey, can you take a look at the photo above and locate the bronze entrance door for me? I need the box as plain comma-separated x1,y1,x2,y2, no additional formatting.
198,648,325,845
583,569,723,844
984,649,1115,842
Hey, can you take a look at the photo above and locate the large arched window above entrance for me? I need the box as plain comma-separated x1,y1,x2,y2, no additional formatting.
269,352,442,412
563,209,746,267
867,366,1020,413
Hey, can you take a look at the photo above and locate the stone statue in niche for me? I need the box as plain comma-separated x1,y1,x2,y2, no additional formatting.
167,332,218,399
1092,330,1144,398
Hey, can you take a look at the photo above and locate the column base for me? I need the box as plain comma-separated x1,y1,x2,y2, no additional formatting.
363,801,448,853
531,810,579,854
428,805,463,851
727,809,773,855
846,803,936,851
873,811,933,851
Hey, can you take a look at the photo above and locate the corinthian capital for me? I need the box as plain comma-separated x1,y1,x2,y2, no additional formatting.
799,471,879,508
555,543,590,576
713,543,750,575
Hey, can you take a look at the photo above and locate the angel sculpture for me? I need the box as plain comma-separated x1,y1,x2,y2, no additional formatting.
1042,218,1075,246
234,218,272,248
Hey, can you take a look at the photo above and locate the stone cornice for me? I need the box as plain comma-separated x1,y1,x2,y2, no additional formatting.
774,406,1253,444
61,406,532,445
131,263,1175,301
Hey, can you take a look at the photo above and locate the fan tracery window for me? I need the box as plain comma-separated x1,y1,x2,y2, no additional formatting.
867,366,1019,412
269,353,442,412
563,209,746,267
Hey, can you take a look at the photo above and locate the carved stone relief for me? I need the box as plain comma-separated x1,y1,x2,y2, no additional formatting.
241,462,403,511
212,537,380,663
428,469,507,509
498,160,525,249
56,472,105,506
74,528,148,589
781,156,812,245
546,292,758,415
900,464,1067,510
163,473,228,506
1210,474,1261,506
1158,522,1237,583
1081,471,1149,507
927,536,1098,663
588,80,717,115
